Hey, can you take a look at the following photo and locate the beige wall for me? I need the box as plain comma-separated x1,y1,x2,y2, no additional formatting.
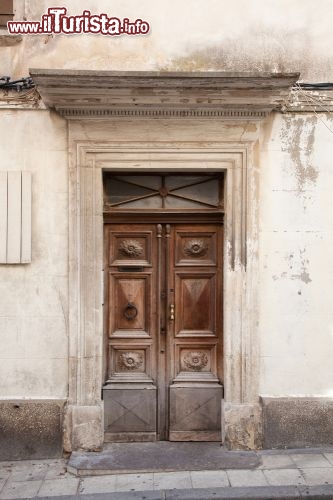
1,109,333,399
259,113,333,396
0,110,68,398
1,0,333,401
1,0,333,80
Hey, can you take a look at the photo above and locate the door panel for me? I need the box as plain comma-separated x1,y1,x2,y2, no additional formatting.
108,228,153,267
168,224,223,441
175,273,216,336
110,274,152,337
104,386,157,441
174,230,217,267
169,386,222,441
103,221,223,442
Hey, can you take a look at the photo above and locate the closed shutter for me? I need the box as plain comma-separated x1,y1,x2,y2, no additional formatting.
0,171,32,264
0,0,14,27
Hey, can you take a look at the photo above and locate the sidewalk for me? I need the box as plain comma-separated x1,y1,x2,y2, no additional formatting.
1,448,333,499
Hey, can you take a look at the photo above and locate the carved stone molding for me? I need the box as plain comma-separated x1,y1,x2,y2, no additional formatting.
57,108,270,120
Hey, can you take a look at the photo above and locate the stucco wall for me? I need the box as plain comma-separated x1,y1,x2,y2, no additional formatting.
2,0,333,81
0,110,68,398
1,0,333,410
259,113,333,396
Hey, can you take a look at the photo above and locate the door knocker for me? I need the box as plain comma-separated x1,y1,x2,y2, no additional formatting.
123,302,138,320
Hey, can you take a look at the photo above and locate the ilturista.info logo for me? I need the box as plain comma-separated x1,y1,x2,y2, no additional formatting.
7,7,150,36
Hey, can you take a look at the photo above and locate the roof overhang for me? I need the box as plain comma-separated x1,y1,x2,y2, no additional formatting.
30,69,299,120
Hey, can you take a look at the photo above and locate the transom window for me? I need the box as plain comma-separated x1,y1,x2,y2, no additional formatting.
103,173,224,211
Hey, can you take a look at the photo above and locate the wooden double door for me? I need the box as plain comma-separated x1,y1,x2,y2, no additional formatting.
103,220,223,441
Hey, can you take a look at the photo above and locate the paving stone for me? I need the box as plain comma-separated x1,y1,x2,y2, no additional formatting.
227,470,268,486
30,460,58,466
0,479,42,499
298,484,333,497
300,467,333,486
259,454,295,469
79,475,117,494
37,477,79,497
9,464,47,482
290,453,331,468
6,460,42,468
263,468,306,486
166,485,301,499
226,469,268,487
76,493,164,500
0,471,10,482
0,479,6,494
69,442,260,474
324,453,333,466
43,459,67,466
44,463,69,480
190,470,229,488
45,459,68,479
153,471,192,490
116,473,154,492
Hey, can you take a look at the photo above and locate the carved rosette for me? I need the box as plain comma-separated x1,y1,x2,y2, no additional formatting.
119,239,144,258
118,351,144,371
183,351,208,371
183,239,208,258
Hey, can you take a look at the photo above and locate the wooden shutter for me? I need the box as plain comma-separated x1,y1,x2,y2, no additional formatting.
0,171,32,264
0,0,14,27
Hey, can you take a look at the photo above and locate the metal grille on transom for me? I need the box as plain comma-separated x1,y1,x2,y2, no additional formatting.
103,174,224,211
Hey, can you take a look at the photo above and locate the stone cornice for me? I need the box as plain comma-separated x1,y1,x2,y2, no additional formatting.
29,69,299,119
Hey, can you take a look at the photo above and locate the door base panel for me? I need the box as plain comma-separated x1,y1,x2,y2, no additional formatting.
104,432,157,443
169,431,221,441
103,386,157,437
169,385,222,441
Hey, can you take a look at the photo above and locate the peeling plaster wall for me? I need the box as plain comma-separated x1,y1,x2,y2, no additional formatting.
1,0,333,80
0,110,68,398
259,113,333,396
1,0,333,420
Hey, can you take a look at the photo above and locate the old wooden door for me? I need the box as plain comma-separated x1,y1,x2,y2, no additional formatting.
103,220,223,441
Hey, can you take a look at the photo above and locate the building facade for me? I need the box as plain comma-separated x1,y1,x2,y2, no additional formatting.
1,0,333,460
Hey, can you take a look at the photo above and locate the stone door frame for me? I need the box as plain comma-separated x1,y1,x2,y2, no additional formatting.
64,137,261,452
